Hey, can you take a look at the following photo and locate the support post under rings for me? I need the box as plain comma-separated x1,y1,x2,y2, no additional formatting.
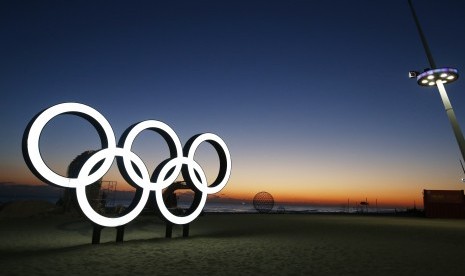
92,224,126,244
165,223,173,238
92,224,103,245
183,224,190,237
116,225,125,243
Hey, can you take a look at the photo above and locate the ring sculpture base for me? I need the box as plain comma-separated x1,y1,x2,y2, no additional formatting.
91,224,126,244
91,221,190,244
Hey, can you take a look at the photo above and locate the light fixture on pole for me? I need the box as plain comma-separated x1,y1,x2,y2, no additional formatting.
407,0,465,176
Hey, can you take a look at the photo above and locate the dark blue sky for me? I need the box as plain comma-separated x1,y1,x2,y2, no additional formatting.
2,0,465,205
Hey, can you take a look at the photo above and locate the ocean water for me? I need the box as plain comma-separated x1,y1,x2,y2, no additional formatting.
109,198,400,213
200,202,399,214
0,195,60,204
0,195,401,214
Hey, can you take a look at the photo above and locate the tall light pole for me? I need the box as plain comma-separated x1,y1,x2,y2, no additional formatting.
407,0,465,176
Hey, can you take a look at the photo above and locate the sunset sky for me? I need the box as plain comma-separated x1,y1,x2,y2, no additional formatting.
1,0,465,207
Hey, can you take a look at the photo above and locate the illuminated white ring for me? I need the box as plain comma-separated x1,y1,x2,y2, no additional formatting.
155,157,208,225
120,120,183,189
185,133,231,194
76,148,150,227
26,103,116,188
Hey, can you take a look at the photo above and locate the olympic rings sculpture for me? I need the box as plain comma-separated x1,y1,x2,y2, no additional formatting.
22,103,231,227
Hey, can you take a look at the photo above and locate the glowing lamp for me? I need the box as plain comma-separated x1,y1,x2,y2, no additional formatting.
416,68,459,87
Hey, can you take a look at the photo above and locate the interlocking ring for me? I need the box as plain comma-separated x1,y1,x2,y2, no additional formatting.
22,102,231,227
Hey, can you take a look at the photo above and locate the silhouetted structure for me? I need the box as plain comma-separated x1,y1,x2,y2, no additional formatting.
253,191,274,213
65,151,112,245
63,150,102,213
100,180,117,210
423,190,465,218
161,181,192,238
359,198,369,213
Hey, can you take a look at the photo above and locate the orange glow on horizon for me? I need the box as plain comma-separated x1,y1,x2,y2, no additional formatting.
4,156,461,210
4,177,425,208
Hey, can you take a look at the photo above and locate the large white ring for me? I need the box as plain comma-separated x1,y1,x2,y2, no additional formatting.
185,133,231,194
155,157,208,225
120,120,183,190
26,103,116,188
76,148,150,227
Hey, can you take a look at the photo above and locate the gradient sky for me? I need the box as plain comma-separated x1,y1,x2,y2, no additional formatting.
2,0,465,207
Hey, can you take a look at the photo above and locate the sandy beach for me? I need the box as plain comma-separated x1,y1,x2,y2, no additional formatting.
1,204,465,276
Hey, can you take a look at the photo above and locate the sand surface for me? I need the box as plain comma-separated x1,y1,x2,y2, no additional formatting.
1,209,465,275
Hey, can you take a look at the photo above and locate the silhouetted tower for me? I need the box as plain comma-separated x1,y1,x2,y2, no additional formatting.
64,150,102,212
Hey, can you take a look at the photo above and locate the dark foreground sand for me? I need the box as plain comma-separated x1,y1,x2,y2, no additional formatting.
1,210,465,275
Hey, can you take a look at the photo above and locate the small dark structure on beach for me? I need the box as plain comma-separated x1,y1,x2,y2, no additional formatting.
63,150,102,213
359,199,369,213
423,190,465,218
253,191,274,213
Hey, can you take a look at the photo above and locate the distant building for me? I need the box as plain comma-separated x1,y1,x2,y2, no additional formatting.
423,190,465,219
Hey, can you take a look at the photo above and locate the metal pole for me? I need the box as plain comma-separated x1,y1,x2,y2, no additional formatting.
408,0,465,163
407,0,437,69
436,81,465,161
